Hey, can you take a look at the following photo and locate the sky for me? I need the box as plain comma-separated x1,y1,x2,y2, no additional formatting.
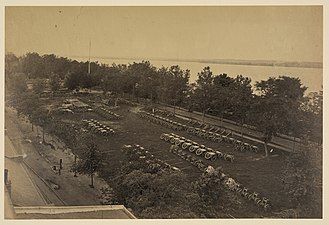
5,6,323,63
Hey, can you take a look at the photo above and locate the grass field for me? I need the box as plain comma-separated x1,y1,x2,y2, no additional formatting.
39,94,302,218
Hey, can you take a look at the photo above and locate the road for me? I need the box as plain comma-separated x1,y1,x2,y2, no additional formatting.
5,106,109,206
5,135,48,206
157,104,303,153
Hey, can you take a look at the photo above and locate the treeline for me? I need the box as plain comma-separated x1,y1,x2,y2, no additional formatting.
5,52,322,143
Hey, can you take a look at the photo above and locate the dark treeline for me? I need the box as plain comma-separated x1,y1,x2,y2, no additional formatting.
5,52,322,144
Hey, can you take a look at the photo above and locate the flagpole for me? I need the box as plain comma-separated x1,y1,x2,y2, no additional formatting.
88,40,91,74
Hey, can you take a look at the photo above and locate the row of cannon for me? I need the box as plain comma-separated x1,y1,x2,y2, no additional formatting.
205,166,272,211
152,108,175,117
82,119,116,136
118,98,138,107
225,176,271,211
142,111,260,154
160,133,235,163
186,126,259,153
95,107,121,120
139,112,186,131
187,119,220,131
141,110,260,154
121,144,180,172
187,126,231,142
169,145,207,171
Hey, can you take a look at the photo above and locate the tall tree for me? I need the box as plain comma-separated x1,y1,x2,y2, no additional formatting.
5,53,21,79
166,65,190,113
33,78,47,97
21,52,45,78
6,73,28,97
253,76,307,156
231,75,253,127
49,73,62,92
299,89,323,144
211,73,235,125
64,71,81,91
74,142,103,188
193,66,214,122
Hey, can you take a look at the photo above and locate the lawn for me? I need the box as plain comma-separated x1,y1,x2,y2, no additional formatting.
40,94,305,218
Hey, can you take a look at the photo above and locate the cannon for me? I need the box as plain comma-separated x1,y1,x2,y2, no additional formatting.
160,133,167,140
204,152,217,161
216,151,224,159
195,147,207,156
252,145,259,153
189,144,199,153
181,142,192,150
223,154,235,163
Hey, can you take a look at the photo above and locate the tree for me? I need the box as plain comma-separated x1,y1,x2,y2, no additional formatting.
21,52,45,78
192,66,214,122
6,73,28,97
112,167,200,218
33,78,47,97
15,92,41,131
5,53,21,79
281,142,322,217
211,73,235,125
49,73,61,92
231,75,253,131
99,64,125,95
253,76,307,156
299,89,323,144
160,65,190,114
125,61,159,101
39,109,53,143
43,54,57,77
64,71,81,91
74,142,103,188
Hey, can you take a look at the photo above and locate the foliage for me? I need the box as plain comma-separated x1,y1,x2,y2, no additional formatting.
21,52,45,78
74,141,104,176
6,73,28,97
253,76,307,142
33,78,47,96
64,71,82,91
49,73,62,92
5,52,322,142
5,53,20,79
299,90,323,144
281,142,322,217
158,65,190,106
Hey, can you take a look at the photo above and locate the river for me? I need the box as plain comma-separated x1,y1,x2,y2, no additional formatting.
86,57,323,95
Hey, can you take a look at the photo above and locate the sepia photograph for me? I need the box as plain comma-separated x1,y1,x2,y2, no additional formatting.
2,2,325,221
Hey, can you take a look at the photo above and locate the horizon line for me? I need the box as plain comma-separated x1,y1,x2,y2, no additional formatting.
64,55,323,69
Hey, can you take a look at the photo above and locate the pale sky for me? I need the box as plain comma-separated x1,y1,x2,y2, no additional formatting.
5,6,323,63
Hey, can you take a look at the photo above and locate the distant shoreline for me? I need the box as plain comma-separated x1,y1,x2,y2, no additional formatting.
67,55,323,69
